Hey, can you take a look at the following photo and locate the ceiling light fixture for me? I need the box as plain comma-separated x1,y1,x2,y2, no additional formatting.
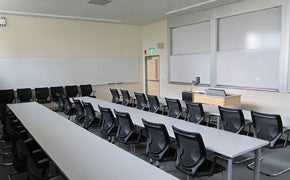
0,10,121,23
165,0,220,15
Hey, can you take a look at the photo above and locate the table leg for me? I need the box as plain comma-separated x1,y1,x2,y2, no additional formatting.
254,148,261,180
227,158,233,180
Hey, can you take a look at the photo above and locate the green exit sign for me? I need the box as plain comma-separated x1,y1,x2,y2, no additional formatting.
149,48,155,55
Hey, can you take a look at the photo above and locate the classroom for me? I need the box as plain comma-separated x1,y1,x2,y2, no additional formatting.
0,0,290,180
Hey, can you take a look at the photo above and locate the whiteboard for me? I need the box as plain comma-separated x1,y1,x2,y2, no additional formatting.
216,50,279,89
171,21,211,55
0,57,139,89
170,54,210,84
218,7,281,51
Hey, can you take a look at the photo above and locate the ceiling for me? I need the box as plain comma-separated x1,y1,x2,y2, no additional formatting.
0,0,242,25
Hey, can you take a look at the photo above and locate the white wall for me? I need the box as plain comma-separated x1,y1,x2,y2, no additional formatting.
0,14,143,100
142,0,290,117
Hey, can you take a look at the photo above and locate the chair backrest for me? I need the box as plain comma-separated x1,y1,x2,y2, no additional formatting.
17,88,32,103
134,92,147,110
83,102,96,125
65,85,78,98
219,106,245,133
80,84,93,96
73,99,86,122
50,86,64,102
172,126,206,176
120,89,131,106
98,105,116,135
110,88,120,104
114,109,134,143
35,87,49,102
26,158,48,180
63,96,73,114
147,95,160,113
182,91,193,102
142,119,171,160
165,97,182,119
0,89,15,104
251,111,283,148
185,102,205,124
57,93,65,112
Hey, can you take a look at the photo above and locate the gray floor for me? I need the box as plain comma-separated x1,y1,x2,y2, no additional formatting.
1,113,290,180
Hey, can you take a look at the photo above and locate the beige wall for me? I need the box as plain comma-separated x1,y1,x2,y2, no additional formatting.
2,1,290,116
0,14,143,100
141,1,290,117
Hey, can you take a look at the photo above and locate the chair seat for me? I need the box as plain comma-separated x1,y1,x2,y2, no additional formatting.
195,159,226,177
119,132,146,145
159,146,176,162
269,139,287,149
101,126,117,137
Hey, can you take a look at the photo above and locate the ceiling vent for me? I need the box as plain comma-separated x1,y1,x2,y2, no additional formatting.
88,0,112,5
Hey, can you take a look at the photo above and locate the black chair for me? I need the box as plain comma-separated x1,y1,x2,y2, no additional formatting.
218,106,254,164
98,105,117,141
218,106,246,134
26,157,65,180
120,89,134,107
247,111,290,176
56,94,65,112
80,84,95,97
63,97,76,120
110,89,121,104
172,126,226,179
83,102,101,130
165,98,183,119
50,86,64,102
73,99,86,124
185,102,208,125
182,91,193,103
35,87,51,104
10,156,64,180
65,85,78,98
134,92,148,111
147,95,163,114
114,110,146,153
142,119,176,167
0,89,15,104
17,88,32,103
0,89,15,123
110,88,122,104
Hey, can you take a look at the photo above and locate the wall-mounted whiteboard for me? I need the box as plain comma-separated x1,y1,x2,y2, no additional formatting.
0,57,139,89
216,7,281,90
170,54,210,84
218,7,281,51
217,50,279,89
171,21,211,55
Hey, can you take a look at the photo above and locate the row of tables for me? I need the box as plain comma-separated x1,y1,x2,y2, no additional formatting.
8,97,269,180
75,97,268,180
8,102,178,180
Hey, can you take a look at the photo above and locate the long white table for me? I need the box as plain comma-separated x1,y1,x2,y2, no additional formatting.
8,102,178,180
76,96,268,180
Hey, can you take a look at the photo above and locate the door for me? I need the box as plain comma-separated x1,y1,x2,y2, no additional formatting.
146,56,160,96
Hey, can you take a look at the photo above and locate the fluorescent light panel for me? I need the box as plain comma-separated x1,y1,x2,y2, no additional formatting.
0,10,121,23
166,0,220,15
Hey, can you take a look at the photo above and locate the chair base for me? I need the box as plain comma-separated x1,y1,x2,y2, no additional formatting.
247,160,290,177
1,145,12,155
1,155,13,166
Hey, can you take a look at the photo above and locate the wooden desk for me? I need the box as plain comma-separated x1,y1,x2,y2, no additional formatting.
194,93,241,106
8,102,178,180
76,97,268,180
